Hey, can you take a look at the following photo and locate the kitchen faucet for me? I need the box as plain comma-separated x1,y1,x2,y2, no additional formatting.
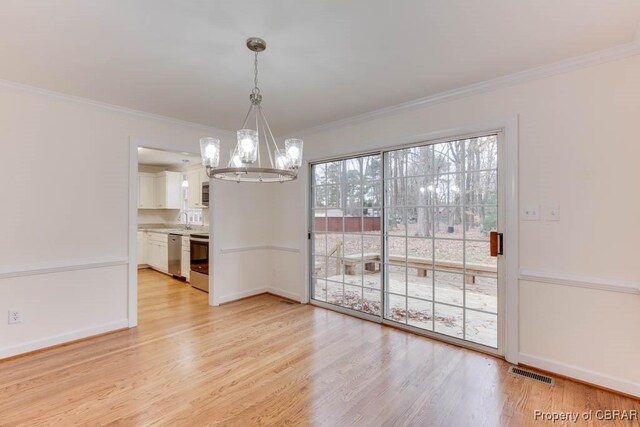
180,212,192,230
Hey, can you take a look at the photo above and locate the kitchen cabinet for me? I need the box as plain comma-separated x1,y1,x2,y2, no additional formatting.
145,232,168,272
187,168,208,209
138,173,155,209
138,171,182,209
154,171,182,209
137,231,146,266
181,236,190,281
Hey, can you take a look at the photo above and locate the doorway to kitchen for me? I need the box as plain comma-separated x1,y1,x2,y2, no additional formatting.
309,131,510,355
128,139,213,327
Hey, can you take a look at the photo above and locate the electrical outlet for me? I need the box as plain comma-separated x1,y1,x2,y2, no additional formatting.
8,310,22,324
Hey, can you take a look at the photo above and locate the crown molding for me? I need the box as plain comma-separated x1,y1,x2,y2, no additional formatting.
0,78,227,133
294,41,640,138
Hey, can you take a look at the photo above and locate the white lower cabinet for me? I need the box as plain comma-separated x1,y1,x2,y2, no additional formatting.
181,236,190,281
145,232,168,272
137,231,146,265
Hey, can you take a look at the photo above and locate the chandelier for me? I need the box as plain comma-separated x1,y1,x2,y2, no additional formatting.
199,37,303,183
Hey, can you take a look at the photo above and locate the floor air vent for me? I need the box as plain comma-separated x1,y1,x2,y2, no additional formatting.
508,366,554,385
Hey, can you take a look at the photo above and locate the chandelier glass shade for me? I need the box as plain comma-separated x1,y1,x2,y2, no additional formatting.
199,37,303,183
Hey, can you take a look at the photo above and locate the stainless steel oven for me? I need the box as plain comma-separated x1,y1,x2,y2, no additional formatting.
190,234,209,292
202,182,209,207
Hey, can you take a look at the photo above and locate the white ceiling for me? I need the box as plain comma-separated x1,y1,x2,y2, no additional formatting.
138,147,200,168
1,1,639,135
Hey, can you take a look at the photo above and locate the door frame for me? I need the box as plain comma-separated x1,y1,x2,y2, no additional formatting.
305,117,519,363
127,137,216,328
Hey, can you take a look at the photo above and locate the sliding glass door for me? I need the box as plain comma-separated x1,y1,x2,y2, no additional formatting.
310,134,501,351
310,154,383,316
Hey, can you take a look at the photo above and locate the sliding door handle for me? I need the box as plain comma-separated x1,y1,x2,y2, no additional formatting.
490,231,504,257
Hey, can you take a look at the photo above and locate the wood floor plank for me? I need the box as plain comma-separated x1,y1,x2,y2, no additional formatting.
0,269,638,426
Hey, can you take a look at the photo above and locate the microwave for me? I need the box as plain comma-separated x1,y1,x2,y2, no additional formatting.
202,181,209,207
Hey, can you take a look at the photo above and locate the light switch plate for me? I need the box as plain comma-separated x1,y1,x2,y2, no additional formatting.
523,205,540,221
543,205,560,221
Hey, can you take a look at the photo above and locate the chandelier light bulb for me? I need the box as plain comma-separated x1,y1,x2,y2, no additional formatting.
199,137,220,168
236,129,258,164
285,138,303,168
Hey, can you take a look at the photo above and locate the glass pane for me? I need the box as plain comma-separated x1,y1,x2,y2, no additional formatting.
363,155,382,182
407,272,432,300
465,310,497,348
466,205,496,240
387,294,407,324
326,233,343,258
434,207,462,239
408,298,433,331
326,257,343,283
434,271,464,307
312,163,326,186
363,287,381,315
324,185,341,208
385,264,407,296
314,186,327,208
385,178,405,206
363,263,382,289
465,171,497,206
433,174,462,206
434,303,463,339
433,141,463,174
407,237,433,261
313,256,327,279
466,276,498,314
326,280,343,305
363,183,381,208
325,161,341,185
343,284,363,311
386,208,406,236
466,136,497,172
434,239,464,264
313,209,327,232
386,236,406,263
313,278,327,301
343,262,363,287
362,235,381,257
465,241,496,267
313,233,326,257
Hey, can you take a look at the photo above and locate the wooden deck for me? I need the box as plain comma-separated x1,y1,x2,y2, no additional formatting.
0,269,637,425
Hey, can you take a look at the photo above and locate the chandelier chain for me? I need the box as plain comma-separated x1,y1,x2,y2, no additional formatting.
252,52,260,95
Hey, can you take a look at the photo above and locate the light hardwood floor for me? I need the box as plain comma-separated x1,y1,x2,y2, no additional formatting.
0,269,637,426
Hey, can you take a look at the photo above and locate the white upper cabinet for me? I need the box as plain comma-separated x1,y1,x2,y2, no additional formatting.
138,173,155,209
188,167,207,209
138,171,182,210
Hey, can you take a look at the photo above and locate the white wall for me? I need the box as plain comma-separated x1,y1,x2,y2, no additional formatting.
267,54,640,395
0,83,262,357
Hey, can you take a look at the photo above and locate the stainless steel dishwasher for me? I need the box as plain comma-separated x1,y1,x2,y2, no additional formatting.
168,233,182,277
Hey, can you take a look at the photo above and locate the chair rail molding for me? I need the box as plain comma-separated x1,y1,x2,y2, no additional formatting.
518,269,640,294
0,256,128,280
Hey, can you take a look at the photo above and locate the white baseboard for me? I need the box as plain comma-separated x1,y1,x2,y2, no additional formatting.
519,353,639,397
266,287,303,303
215,287,303,305
215,287,270,304
0,319,129,360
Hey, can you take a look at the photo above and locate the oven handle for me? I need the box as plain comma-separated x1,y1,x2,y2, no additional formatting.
190,238,209,243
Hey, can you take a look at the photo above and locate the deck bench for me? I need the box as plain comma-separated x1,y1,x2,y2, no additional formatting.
341,253,496,283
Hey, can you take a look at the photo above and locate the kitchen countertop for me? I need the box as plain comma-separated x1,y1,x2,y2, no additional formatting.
139,228,209,236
